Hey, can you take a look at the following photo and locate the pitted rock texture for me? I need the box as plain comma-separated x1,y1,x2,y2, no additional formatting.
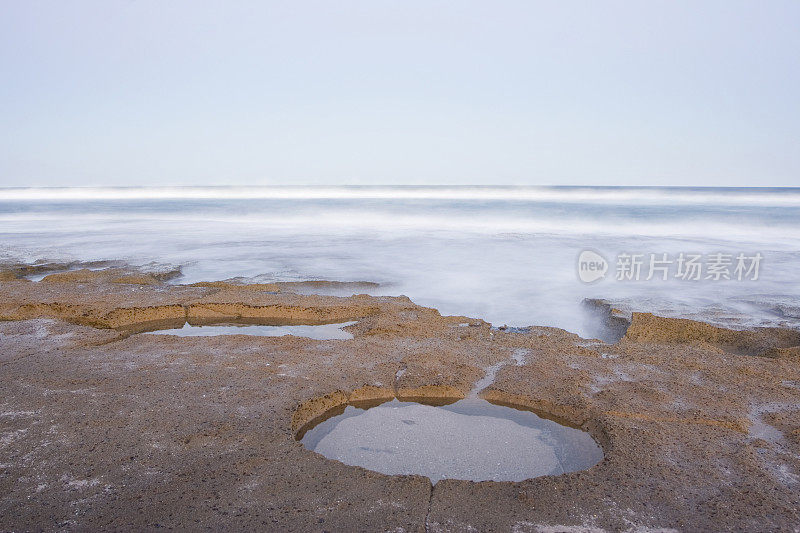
0,265,799,531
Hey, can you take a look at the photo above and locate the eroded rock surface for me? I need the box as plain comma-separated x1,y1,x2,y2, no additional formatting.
1,266,799,531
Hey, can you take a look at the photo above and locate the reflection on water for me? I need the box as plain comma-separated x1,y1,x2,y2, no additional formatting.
299,398,603,483
143,320,356,340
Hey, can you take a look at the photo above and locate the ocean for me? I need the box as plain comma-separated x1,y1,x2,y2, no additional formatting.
1,186,799,338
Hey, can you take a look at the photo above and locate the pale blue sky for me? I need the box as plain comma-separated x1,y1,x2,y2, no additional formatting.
1,1,799,187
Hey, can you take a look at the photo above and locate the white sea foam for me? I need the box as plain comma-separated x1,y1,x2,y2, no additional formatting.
1,186,799,336
2,185,800,206
0,210,798,246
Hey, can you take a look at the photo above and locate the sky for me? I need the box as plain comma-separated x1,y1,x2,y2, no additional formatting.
1,0,799,187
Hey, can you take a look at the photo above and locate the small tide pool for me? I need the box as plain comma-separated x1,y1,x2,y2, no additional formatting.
142,320,357,340
298,398,603,483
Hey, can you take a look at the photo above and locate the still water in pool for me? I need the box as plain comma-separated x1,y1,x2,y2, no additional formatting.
144,321,356,340
299,398,603,483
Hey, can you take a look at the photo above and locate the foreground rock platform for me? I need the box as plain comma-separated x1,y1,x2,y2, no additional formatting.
0,267,799,531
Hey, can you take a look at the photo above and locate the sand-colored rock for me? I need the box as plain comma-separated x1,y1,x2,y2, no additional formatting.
292,390,351,433
190,280,281,291
0,264,799,531
760,345,800,360
0,270,20,281
624,311,800,355
187,301,377,323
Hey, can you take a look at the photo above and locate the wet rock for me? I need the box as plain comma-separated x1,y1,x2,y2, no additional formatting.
0,265,798,530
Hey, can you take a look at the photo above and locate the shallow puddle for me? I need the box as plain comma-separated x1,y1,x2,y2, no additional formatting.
143,321,356,340
299,398,603,483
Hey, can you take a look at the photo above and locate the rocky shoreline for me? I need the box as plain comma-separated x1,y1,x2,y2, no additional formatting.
1,265,799,531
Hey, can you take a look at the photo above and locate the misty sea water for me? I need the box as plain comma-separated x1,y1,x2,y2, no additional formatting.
1,186,799,338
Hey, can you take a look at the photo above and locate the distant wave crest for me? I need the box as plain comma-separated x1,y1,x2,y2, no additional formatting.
2,186,800,206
